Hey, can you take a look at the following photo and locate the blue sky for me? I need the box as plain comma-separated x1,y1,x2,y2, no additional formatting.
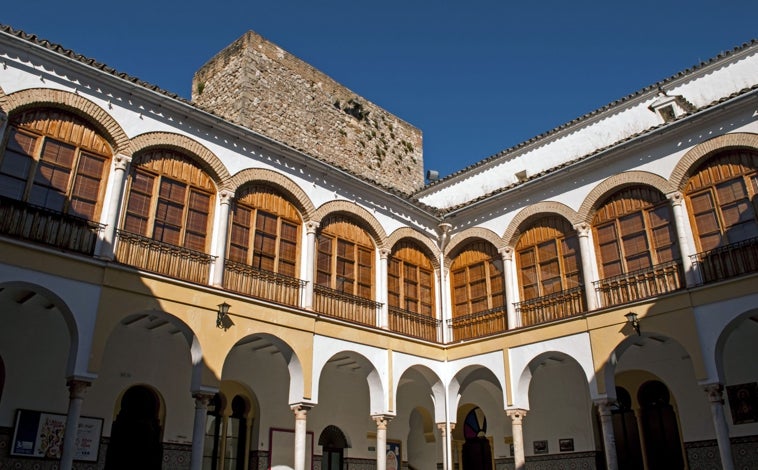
2,1,757,177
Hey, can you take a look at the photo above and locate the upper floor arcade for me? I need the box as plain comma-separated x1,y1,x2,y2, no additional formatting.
0,94,756,346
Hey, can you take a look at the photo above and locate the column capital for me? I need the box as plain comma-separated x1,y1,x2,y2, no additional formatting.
305,221,320,234
218,190,235,205
498,246,514,260
379,248,391,260
573,222,591,237
593,398,617,415
506,408,527,424
666,191,684,206
113,154,132,171
66,379,92,399
192,392,215,408
702,382,725,404
291,403,314,420
372,415,393,430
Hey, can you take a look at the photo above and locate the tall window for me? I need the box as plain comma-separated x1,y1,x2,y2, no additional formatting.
0,108,111,219
123,150,214,252
388,241,435,315
228,184,301,277
516,217,581,300
593,186,679,278
316,216,374,299
450,241,504,316
685,149,758,251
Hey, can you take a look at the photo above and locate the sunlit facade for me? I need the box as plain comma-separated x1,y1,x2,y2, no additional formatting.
0,25,756,470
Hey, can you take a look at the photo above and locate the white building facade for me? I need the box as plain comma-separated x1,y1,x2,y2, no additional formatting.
0,25,756,470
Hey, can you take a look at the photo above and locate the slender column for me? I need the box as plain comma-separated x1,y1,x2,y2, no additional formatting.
211,190,234,287
378,249,390,329
190,393,214,470
373,415,392,470
506,409,527,470
437,423,454,470
499,247,518,329
667,191,700,286
594,399,619,470
60,379,91,470
633,408,650,470
438,223,452,343
95,154,131,260
574,223,598,310
291,404,312,470
303,222,319,310
703,383,735,470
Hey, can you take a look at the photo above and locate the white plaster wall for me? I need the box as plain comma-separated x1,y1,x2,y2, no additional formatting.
83,319,196,443
456,381,510,460
0,299,71,426
222,345,292,450
523,360,595,455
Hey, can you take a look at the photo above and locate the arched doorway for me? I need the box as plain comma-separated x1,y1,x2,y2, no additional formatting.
319,425,348,470
638,380,684,469
461,407,492,470
204,393,250,470
612,387,643,470
104,385,163,470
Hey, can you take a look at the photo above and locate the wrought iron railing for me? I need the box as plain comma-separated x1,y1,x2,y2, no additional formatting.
388,306,441,342
594,260,684,307
516,286,586,327
114,230,214,284
223,259,305,308
0,196,104,255
448,306,508,341
313,284,382,327
690,237,758,284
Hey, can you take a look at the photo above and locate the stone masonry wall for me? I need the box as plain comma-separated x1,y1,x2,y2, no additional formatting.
192,31,424,195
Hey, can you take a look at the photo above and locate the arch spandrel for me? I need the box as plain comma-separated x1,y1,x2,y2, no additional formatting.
503,201,580,247
1,88,129,154
228,168,316,219
312,200,388,249
394,363,446,423
129,131,230,186
670,132,758,191
577,171,674,224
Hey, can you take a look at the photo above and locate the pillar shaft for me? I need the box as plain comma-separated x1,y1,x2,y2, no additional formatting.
667,192,700,286
211,191,234,287
595,399,619,470
500,247,518,329
303,222,319,309
190,393,213,470
292,404,312,470
703,383,735,470
60,380,91,470
96,154,131,260
574,223,598,310
506,409,527,470
373,415,392,470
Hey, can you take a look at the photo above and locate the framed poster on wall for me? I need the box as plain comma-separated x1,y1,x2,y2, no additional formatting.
10,409,103,461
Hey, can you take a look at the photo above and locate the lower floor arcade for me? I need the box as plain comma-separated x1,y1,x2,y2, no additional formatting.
0,250,757,470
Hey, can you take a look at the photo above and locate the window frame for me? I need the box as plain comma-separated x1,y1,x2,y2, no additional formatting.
316,216,375,299
450,241,504,317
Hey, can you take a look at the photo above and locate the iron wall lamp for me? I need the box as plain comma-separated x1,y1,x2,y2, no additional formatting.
217,302,230,329
625,311,640,336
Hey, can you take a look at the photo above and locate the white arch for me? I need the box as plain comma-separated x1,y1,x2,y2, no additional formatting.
509,332,598,409
311,336,387,414
447,351,507,422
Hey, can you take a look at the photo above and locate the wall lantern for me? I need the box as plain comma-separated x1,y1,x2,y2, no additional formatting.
625,311,640,336
217,302,231,329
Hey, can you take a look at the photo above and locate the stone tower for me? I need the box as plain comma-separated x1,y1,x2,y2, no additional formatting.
192,31,424,195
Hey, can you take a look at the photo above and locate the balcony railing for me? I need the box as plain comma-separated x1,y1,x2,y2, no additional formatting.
691,237,758,284
594,260,684,307
0,195,104,255
516,286,586,327
115,230,214,285
448,306,508,342
313,284,382,327
388,306,441,342
223,259,305,308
